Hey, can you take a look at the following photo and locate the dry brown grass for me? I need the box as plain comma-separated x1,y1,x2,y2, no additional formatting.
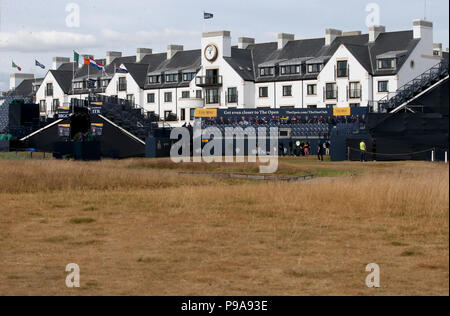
0,158,448,296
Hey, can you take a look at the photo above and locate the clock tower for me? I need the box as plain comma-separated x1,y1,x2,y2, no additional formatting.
201,31,231,66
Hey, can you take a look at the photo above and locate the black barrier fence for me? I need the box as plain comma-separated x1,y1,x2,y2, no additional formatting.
0,140,9,152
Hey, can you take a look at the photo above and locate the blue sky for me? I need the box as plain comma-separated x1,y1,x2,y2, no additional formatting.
0,0,448,90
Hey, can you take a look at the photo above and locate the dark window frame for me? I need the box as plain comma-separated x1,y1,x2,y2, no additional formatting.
378,81,389,92
259,87,269,98
282,85,292,97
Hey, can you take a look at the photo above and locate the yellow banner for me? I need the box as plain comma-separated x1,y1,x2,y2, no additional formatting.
57,106,70,111
91,102,103,106
333,107,351,116
195,109,218,118
91,123,104,127
58,124,71,128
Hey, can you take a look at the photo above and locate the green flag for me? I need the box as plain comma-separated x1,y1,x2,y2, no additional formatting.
12,61,22,71
74,51,79,63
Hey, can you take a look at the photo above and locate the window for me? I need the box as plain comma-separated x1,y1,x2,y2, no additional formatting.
73,81,83,90
183,73,195,82
102,80,110,87
307,84,317,96
259,87,269,98
378,59,396,69
307,64,322,73
326,104,335,109
147,93,155,103
259,67,274,77
181,91,190,99
307,104,317,109
190,108,196,120
283,85,292,97
87,80,96,89
39,100,46,113
148,75,160,84
127,94,135,105
378,81,389,92
337,60,348,78
164,92,173,102
349,82,361,99
46,83,53,96
206,89,219,104
280,65,300,75
166,74,178,83
227,87,238,103
350,103,360,108
180,109,186,121
196,90,202,99
326,83,337,99
118,77,127,91
52,99,60,112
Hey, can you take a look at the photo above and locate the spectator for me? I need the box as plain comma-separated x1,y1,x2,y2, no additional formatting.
317,141,324,161
360,140,367,162
325,141,331,156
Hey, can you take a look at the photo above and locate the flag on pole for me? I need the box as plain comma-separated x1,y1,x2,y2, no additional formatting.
88,58,105,71
35,60,45,69
74,51,80,64
204,12,214,19
12,61,22,71
115,64,128,74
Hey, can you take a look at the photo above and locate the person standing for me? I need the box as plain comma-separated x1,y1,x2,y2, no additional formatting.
360,140,367,162
317,141,324,161
325,141,331,156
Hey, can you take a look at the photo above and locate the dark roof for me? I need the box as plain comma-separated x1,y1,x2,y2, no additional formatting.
225,30,419,81
50,70,74,93
13,79,34,97
122,63,150,88
144,50,201,89
57,62,77,71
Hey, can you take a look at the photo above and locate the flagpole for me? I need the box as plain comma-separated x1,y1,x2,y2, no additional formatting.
72,52,75,113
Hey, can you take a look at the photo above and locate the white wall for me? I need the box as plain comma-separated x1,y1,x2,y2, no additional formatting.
317,44,370,108
35,71,69,117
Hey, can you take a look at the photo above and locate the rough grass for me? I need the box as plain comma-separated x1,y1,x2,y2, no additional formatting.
0,158,448,296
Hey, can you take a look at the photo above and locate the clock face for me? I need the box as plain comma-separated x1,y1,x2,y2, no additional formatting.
205,44,218,62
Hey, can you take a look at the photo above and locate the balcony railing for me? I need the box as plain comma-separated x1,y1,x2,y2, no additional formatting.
195,76,223,87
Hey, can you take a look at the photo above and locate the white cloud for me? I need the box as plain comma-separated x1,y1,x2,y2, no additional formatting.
0,30,98,52
100,28,201,48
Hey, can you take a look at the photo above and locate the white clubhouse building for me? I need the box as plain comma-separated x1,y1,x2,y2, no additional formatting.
13,19,446,123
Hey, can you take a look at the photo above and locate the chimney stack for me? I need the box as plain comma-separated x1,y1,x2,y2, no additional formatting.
167,45,184,60
433,43,443,57
106,51,122,65
137,48,153,63
10,73,34,90
369,25,386,43
278,33,294,49
413,20,433,39
343,31,362,37
238,37,255,49
325,29,342,46
52,57,70,70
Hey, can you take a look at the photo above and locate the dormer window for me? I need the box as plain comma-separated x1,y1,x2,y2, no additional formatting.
183,72,196,82
259,67,274,77
73,82,84,90
148,75,160,84
307,64,322,73
280,65,300,75
165,74,178,83
378,58,396,70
